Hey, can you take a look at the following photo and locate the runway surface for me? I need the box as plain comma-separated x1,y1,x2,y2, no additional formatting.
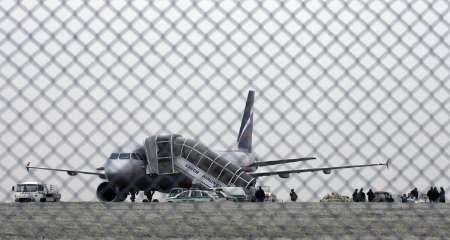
0,202,449,239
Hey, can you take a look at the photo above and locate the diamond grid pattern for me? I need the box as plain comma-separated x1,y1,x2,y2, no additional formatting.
0,0,449,237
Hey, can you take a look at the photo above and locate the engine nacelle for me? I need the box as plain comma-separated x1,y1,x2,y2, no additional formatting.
278,173,290,178
96,182,127,202
323,169,331,174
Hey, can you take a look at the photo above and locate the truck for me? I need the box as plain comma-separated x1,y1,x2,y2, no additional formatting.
13,181,61,202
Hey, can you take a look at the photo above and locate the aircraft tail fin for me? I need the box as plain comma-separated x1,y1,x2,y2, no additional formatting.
237,90,254,152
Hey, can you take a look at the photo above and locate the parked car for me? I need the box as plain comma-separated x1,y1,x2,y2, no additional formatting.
372,191,394,202
158,187,204,202
320,192,351,202
167,190,217,202
212,187,250,202
167,188,187,198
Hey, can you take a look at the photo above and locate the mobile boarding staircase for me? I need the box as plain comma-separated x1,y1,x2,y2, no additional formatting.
144,134,256,190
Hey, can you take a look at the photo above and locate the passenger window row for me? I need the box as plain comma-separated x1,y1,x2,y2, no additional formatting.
109,153,144,160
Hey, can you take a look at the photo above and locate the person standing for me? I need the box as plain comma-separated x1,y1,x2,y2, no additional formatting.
358,188,366,202
401,194,408,203
255,186,265,202
352,189,359,202
427,187,433,202
439,187,445,203
289,189,298,202
410,187,419,200
433,187,439,202
367,189,375,202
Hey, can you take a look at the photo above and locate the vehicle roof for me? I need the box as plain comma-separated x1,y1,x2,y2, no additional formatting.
176,189,211,194
18,181,43,185
214,187,245,194
170,189,211,198
180,189,209,192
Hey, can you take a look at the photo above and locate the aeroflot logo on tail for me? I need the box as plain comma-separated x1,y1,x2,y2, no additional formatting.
239,110,253,142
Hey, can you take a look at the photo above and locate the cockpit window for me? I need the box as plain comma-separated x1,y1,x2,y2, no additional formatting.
119,153,130,159
109,153,119,159
131,153,143,160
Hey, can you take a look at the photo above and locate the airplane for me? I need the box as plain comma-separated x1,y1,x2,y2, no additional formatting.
26,90,388,202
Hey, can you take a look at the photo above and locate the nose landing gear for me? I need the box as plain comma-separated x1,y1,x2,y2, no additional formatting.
142,190,155,202
145,190,155,202
130,191,136,202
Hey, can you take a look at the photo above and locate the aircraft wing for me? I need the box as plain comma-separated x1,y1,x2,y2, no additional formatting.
26,163,106,179
248,157,316,167
249,161,389,178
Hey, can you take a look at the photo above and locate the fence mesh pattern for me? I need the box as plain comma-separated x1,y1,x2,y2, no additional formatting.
0,0,449,238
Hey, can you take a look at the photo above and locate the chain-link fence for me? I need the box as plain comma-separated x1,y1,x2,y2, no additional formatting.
1,0,449,238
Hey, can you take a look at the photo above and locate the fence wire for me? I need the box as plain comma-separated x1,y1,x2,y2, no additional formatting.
0,0,449,239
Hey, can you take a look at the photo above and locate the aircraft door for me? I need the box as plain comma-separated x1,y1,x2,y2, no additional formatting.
156,136,174,174
144,135,180,175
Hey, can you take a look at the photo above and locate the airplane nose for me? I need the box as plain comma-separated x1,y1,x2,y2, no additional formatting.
104,159,137,186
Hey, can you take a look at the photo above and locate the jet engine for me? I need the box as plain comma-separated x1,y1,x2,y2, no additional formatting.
278,173,290,178
323,169,331,174
96,182,127,202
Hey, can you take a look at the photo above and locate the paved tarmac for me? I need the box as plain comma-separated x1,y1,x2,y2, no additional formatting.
0,202,449,239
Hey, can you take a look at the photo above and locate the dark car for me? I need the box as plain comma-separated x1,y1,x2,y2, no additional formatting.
372,191,394,202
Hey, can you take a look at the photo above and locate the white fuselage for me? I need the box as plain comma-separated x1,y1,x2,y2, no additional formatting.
102,150,258,191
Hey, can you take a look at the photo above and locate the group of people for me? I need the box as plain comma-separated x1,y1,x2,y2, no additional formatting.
352,188,376,202
259,186,446,203
400,187,419,203
400,186,446,203
426,187,445,203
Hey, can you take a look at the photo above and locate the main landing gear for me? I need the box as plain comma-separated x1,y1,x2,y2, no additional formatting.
143,190,155,202
128,190,157,202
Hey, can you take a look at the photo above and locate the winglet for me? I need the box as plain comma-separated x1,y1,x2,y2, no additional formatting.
385,159,390,169
26,161,31,173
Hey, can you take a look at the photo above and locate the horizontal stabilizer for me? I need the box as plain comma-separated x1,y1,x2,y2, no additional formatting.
248,157,316,168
